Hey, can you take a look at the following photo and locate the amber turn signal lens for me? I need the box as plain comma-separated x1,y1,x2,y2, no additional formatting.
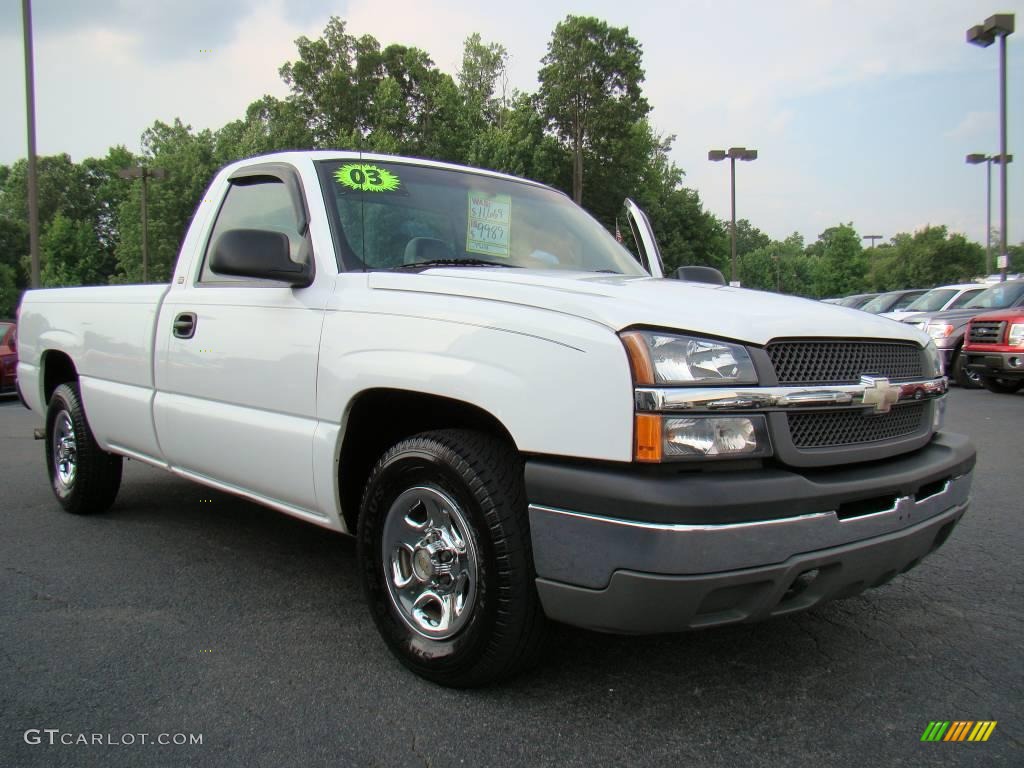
620,331,655,385
634,413,663,462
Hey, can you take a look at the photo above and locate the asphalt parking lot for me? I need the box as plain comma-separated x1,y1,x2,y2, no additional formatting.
0,388,1021,768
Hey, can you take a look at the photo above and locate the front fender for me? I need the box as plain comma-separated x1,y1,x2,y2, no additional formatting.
316,310,634,462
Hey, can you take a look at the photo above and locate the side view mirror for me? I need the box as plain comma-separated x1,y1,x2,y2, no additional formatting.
671,266,726,286
210,229,313,287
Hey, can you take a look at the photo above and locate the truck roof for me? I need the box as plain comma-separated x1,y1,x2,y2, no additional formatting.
224,150,559,195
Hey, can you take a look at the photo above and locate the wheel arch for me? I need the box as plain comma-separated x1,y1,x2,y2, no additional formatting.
41,349,78,405
337,388,517,534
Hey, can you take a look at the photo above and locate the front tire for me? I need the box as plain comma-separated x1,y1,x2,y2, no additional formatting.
981,376,1024,394
953,350,982,389
357,429,547,687
45,382,123,514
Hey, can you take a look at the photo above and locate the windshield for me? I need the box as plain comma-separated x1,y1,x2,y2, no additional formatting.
963,282,1024,309
906,289,955,311
0,323,11,346
860,293,899,313
316,160,648,275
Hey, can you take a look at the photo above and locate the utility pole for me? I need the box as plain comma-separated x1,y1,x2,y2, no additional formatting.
118,166,168,283
21,0,40,289
968,13,1015,281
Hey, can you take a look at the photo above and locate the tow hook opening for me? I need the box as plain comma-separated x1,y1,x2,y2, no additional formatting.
782,568,820,602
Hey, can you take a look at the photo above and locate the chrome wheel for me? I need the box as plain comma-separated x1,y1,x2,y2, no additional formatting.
52,410,78,490
381,486,479,640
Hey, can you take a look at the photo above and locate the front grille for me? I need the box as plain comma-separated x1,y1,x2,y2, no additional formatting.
787,403,928,448
766,341,924,385
968,321,1005,345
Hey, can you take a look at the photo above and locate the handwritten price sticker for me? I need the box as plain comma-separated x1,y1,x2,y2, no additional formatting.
466,192,511,257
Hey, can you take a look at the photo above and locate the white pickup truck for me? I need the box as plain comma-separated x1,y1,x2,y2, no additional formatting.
16,152,975,687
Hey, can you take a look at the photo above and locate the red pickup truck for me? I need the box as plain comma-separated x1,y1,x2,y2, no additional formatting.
963,309,1024,394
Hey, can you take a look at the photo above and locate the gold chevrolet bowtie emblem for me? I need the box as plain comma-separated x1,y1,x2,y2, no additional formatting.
860,375,901,414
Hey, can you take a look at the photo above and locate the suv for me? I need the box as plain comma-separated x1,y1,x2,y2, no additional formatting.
962,309,1024,394
908,280,1024,388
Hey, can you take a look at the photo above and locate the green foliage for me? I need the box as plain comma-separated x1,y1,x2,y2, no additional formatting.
805,224,867,298
866,226,984,291
458,33,509,128
539,15,649,204
741,234,810,294
40,213,115,287
0,263,18,317
114,120,219,283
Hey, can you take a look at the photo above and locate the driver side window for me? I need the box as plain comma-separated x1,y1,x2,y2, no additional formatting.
200,177,304,284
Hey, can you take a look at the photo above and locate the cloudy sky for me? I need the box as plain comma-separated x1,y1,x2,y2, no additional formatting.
1,0,1021,248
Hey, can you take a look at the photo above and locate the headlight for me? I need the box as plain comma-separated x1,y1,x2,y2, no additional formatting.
621,331,757,385
926,322,954,340
635,414,771,462
1009,323,1024,347
923,340,943,377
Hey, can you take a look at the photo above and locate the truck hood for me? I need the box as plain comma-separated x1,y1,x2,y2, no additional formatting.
906,307,992,328
368,269,929,346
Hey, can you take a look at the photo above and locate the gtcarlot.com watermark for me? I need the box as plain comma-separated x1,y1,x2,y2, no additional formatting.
24,729,202,747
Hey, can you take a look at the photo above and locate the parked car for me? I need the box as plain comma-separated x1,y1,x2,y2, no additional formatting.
881,283,987,323
860,289,929,315
908,280,1024,388
962,309,1024,394
0,320,17,396
15,152,974,687
833,292,879,309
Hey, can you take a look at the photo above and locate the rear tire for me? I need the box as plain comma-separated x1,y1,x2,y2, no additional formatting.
980,376,1024,394
45,382,122,515
357,429,547,687
953,351,981,389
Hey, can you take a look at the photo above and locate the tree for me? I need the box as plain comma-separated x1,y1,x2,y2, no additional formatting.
538,16,649,204
734,219,771,258
114,120,219,283
866,226,984,290
457,33,509,128
40,213,115,287
466,94,569,188
742,233,808,294
806,224,866,297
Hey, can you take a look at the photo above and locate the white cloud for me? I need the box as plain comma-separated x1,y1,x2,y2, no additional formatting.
944,110,996,140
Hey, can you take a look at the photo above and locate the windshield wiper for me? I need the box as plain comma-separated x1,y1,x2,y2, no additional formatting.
393,258,521,270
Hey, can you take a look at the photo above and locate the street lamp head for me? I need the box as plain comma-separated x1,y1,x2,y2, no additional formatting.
740,149,758,161
967,24,996,47
992,153,1014,165
708,150,727,161
118,167,142,179
965,153,989,164
984,13,1015,36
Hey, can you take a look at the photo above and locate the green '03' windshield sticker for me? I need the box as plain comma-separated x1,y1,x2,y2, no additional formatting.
334,163,401,192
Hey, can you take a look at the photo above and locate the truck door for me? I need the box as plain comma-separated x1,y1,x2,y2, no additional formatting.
153,163,329,517
621,198,664,278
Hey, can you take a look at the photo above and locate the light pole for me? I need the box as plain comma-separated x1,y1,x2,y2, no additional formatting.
966,153,1013,276
968,13,1015,281
709,147,758,286
21,0,40,289
863,235,883,248
118,166,168,283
